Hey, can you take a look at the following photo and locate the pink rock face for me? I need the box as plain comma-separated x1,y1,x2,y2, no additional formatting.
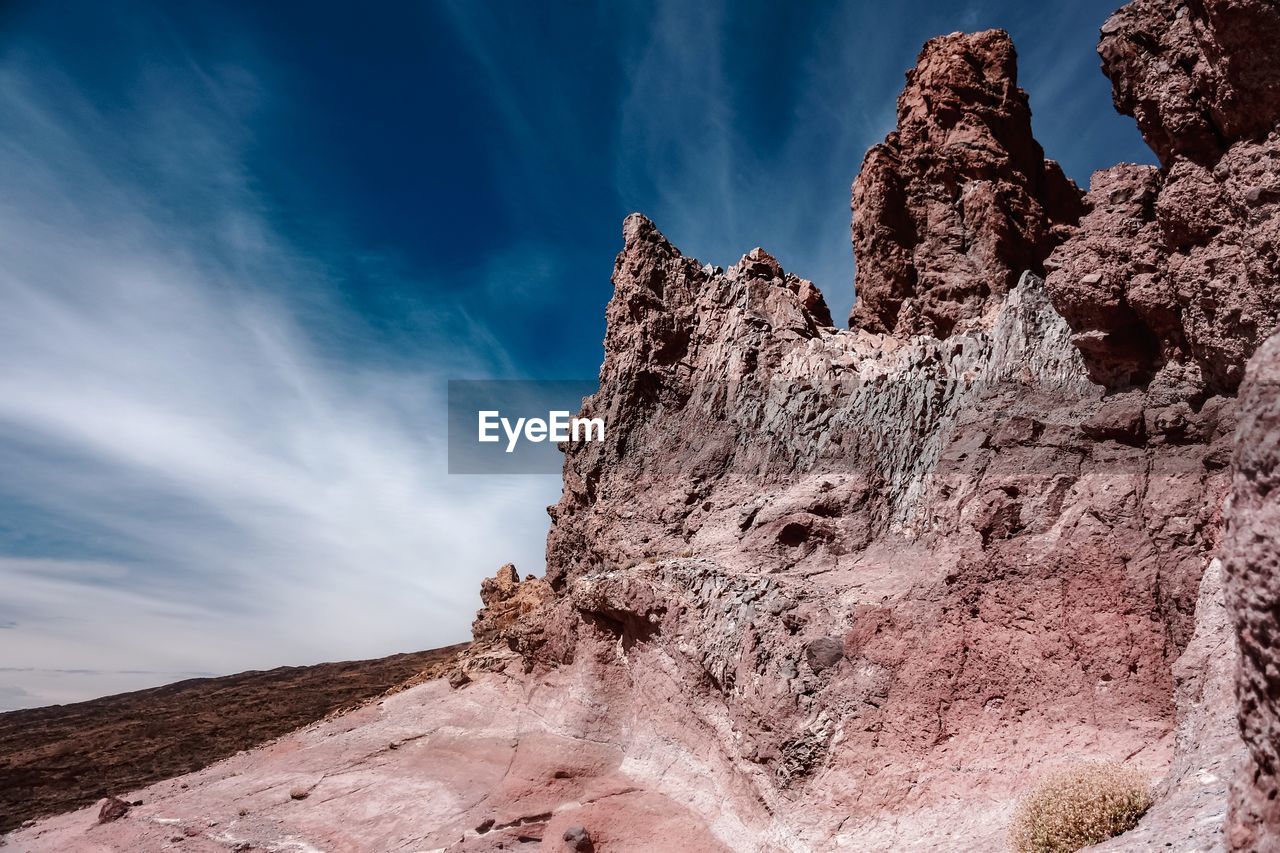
1046,0,1280,392
471,563,551,644
537,210,1238,846
849,29,1084,337
1223,333,1280,850
10,3,1280,851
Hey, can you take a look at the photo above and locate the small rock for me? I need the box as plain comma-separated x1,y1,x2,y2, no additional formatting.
448,669,472,689
563,825,594,852
805,637,845,673
288,787,310,801
97,796,131,824
1244,186,1265,204
1082,394,1147,444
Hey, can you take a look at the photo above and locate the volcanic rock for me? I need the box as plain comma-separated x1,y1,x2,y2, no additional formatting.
0,645,463,833
6,2,1278,851
1097,0,1280,168
471,562,552,643
562,824,594,852
849,29,1084,336
95,797,129,825
1046,0,1280,392
1222,332,1280,849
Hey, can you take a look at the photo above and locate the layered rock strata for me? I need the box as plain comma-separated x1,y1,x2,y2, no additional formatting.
7,3,1280,851
533,209,1236,848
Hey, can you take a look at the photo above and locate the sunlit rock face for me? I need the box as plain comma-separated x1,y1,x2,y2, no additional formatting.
1045,0,1280,393
1224,335,1280,851
848,29,1084,338
533,200,1233,846
9,2,1280,851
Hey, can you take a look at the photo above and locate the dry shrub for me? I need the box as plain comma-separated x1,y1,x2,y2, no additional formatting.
1009,762,1153,853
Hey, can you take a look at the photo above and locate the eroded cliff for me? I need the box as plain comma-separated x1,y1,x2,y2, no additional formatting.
6,1,1279,851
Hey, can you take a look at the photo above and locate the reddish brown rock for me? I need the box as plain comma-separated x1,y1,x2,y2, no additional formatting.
1098,0,1280,168
8,5,1278,851
1046,0,1280,392
538,212,1233,846
471,563,552,643
1222,333,1280,850
95,797,129,825
849,29,1084,336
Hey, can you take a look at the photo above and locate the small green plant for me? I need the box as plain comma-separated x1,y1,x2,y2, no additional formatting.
1009,762,1153,853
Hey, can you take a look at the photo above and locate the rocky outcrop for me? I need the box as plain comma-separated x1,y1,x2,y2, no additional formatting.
7,2,1278,851
1045,0,1280,391
471,563,552,643
1096,0,1280,169
537,207,1235,846
1223,333,1280,850
849,29,1084,337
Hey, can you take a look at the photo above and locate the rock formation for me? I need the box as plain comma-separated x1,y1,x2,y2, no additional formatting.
849,29,1084,337
1223,335,1280,849
535,205,1236,846
6,1,1279,851
1045,0,1280,392
471,563,551,643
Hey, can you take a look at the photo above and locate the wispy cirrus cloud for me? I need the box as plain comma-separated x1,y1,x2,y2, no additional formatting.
0,52,559,710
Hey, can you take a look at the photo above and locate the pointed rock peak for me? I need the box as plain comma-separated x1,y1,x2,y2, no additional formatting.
621,213,679,258
912,28,1018,94
796,278,834,327
479,563,521,606
732,246,784,280
850,28,1082,337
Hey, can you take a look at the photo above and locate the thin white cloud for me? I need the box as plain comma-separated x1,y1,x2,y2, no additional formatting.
613,0,740,253
0,53,560,710
609,0,888,323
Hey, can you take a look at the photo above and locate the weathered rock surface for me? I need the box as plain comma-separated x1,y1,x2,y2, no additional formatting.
8,220,1241,852
8,2,1279,851
0,645,464,835
1045,0,1280,391
1222,333,1280,850
536,213,1235,849
1091,559,1245,851
1097,0,1280,169
849,29,1084,337
471,563,552,644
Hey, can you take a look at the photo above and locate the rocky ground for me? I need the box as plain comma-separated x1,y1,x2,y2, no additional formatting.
0,646,463,836
4,0,1278,850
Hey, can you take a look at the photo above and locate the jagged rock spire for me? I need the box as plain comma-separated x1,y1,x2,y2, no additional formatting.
849,29,1084,337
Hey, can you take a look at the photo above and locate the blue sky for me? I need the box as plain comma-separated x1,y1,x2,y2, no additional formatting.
0,0,1152,709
